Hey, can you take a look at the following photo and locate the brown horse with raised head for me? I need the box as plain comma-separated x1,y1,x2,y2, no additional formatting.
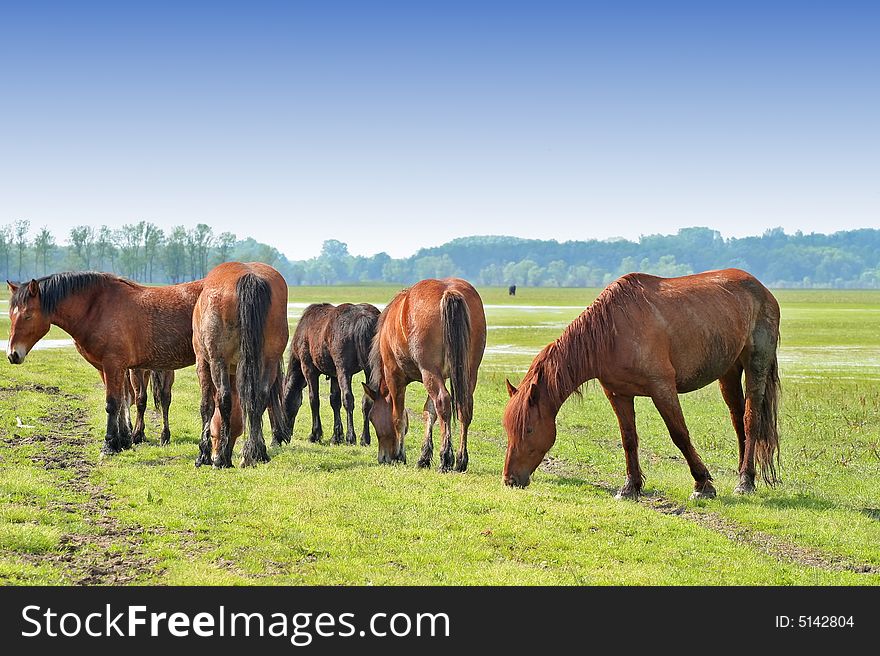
6,273,204,454
129,369,175,445
363,278,486,471
283,302,380,446
503,268,780,499
192,262,289,468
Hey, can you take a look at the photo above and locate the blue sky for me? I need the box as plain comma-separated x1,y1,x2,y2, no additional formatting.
1,1,877,260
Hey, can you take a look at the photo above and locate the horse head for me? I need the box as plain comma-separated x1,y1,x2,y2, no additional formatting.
362,382,407,464
501,375,557,488
6,280,51,365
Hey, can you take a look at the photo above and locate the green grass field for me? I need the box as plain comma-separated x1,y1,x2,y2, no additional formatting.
1,285,879,585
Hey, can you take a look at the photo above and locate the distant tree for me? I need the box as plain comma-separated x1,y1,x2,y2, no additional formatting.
116,221,146,279
69,225,96,269
143,223,164,282
33,226,55,275
187,224,213,278
95,225,116,271
164,226,188,283
13,219,30,280
0,224,12,280
215,231,236,265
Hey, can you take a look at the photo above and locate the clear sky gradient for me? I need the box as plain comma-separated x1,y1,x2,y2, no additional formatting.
1,1,877,260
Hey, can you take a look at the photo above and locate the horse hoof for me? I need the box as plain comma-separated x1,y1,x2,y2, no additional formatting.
691,488,717,500
734,483,755,495
417,458,431,469
615,488,639,501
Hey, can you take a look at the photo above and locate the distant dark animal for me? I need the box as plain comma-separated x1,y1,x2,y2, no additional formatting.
6,272,204,455
363,278,487,471
283,302,380,446
508,284,516,296
129,369,175,445
192,262,289,468
502,268,781,499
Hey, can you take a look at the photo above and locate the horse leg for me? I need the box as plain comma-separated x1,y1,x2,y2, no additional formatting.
267,363,290,447
418,396,436,469
454,380,475,473
130,370,147,445
195,356,215,467
423,373,453,472
329,376,344,444
360,369,373,446
305,365,323,443
740,350,778,492
101,367,129,455
239,366,271,467
338,370,357,445
159,372,173,446
212,362,234,468
603,389,643,499
719,365,751,493
651,384,715,499
282,358,306,440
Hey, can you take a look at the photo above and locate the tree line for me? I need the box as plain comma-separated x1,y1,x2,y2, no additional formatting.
3,222,880,288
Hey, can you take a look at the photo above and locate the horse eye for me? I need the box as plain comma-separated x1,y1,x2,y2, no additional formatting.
526,426,533,434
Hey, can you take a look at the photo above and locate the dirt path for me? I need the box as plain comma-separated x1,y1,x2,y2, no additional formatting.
1,383,158,584
540,454,879,575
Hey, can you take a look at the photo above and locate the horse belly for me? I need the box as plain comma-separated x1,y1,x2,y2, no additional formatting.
671,337,742,393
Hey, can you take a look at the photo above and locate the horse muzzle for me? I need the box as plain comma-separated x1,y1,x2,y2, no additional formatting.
503,471,531,488
7,347,25,365
377,446,406,465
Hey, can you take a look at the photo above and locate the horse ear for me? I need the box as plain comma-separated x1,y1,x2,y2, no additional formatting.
6,280,18,293
361,382,376,401
27,279,39,297
527,382,540,406
505,379,518,397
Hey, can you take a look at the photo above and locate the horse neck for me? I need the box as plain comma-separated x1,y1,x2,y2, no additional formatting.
535,316,600,411
49,287,107,338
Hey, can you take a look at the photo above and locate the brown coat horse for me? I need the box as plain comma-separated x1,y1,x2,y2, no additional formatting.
503,269,780,499
192,262,289,468
364,278,486,471
7,273,204,454
283,302,380,446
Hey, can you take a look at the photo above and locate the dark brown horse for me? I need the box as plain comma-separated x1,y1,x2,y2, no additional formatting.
129,369,175,445
6,272,204,454
192,262,289,468
502,268,780,499
363,278,486,471
283,302,380,446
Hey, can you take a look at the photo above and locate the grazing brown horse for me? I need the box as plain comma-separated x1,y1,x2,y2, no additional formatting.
502,269,780,499
192,262,289,468
363,278,486,471
6,273,204,454
283,302,380,446
129,369,175,445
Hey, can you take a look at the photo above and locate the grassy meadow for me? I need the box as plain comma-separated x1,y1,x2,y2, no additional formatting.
0,285,879,585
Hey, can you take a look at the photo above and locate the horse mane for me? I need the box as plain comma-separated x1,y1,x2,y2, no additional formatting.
10,271,135,316
368,287,409,392
506,274,649,434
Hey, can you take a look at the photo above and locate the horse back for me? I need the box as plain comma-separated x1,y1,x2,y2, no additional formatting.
601,269,779,393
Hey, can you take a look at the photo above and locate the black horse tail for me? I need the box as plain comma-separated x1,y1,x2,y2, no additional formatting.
236,273,272,448
754,353,781,485
440,289,471,425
